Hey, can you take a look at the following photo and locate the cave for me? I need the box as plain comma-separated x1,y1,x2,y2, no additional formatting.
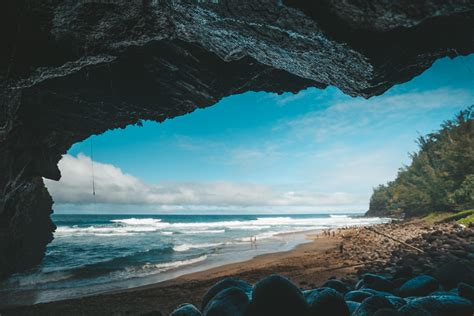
1,0,473,281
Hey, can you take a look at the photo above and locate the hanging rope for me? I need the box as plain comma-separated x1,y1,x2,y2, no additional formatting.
90,138,96,196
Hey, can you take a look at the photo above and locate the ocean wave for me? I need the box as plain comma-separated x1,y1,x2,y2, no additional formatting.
173,242,224,252
55,215,386,237
184,230,226,234
138,255,208,274
111,218,162,225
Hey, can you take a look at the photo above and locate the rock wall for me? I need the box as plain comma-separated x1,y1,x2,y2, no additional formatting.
0,0,473,279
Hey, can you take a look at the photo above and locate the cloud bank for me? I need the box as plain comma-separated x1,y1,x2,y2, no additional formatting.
44,154,367,213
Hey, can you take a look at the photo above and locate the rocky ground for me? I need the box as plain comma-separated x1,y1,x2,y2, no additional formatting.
166,221,474,315
4,219,474,315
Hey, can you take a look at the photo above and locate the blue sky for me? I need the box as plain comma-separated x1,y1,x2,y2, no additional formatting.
45,54,474,214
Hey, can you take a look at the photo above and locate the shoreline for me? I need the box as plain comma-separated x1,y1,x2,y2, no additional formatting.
0,228,320,309
8,218,455,316
2,225,363,315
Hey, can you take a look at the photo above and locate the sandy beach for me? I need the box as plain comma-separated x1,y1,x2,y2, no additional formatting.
5,219,462,316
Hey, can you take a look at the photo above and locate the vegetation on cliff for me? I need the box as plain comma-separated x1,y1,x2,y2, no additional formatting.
367,106,474,217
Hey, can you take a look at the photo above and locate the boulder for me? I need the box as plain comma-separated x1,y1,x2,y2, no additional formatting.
346,301,361,315
201,278,252,310
435,262,474,289
321,279,349,294
358,274,394,292
398,275,439,297
140,312,163,316
385,296,406,309
353,296,394,316
203,287,249,316
345,290,374,302
251,275,308,316
373,309,402,316
400,295,473,316
170,304,202,316
307,288,349,316
398,304,432,316
458,282,474,302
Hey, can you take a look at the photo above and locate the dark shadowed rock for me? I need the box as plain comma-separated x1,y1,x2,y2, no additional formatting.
393,267,413,280
398,275,439,297
353,296,394,316
398,304,432,316
307,288,349,316
400,295,473,316
358,274,394,292
140,311,163,316
458,282,474,302
347,301,361,315
251,275,308,316
359,289,394,298
203,286,249,316
201,278,252,310
170,303,202,316
373,309,401,316
435,262,474,289
345,290,374,302
385,296,406,309
392,278,409,288
321,279,349,294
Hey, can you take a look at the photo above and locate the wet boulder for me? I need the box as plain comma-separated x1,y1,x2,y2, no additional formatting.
345,290,374,302
398,275,439,297
203,287,249,316
400,295,473,316
359,288,394,297
373,309,402,316
346,301,361,315
398,304,432,316
251,275,308,316
307,288,349,316
357,274,394,292
170,303,202,316
321,279,349,294
201,278,252,310
353,296,394,316
385,296,406,309
458,282,474,302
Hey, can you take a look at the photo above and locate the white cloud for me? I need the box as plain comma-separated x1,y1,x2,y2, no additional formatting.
44,154,366,212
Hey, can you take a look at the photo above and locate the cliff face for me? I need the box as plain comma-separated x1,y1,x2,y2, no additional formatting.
0,0,473,279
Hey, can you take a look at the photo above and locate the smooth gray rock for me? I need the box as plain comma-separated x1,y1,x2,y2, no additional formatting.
307,288,349,316
400,295,473,316
398,275,439,297
358,274,394,292
251,275,308,316
170,303,202,316
322,279,349,294
458,282,474,302
345,290,374,302
203,286,249,316
201,277,252,310
353,296,394,316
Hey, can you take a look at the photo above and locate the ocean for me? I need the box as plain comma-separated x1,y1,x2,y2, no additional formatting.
0,213,388,307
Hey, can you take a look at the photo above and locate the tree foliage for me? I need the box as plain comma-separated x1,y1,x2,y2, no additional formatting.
367,106,474,217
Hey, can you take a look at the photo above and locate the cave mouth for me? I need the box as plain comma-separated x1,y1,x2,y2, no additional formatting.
1,52,473,306
1,0,474,300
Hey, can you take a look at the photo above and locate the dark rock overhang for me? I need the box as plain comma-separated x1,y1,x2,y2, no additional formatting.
0,0,473,279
